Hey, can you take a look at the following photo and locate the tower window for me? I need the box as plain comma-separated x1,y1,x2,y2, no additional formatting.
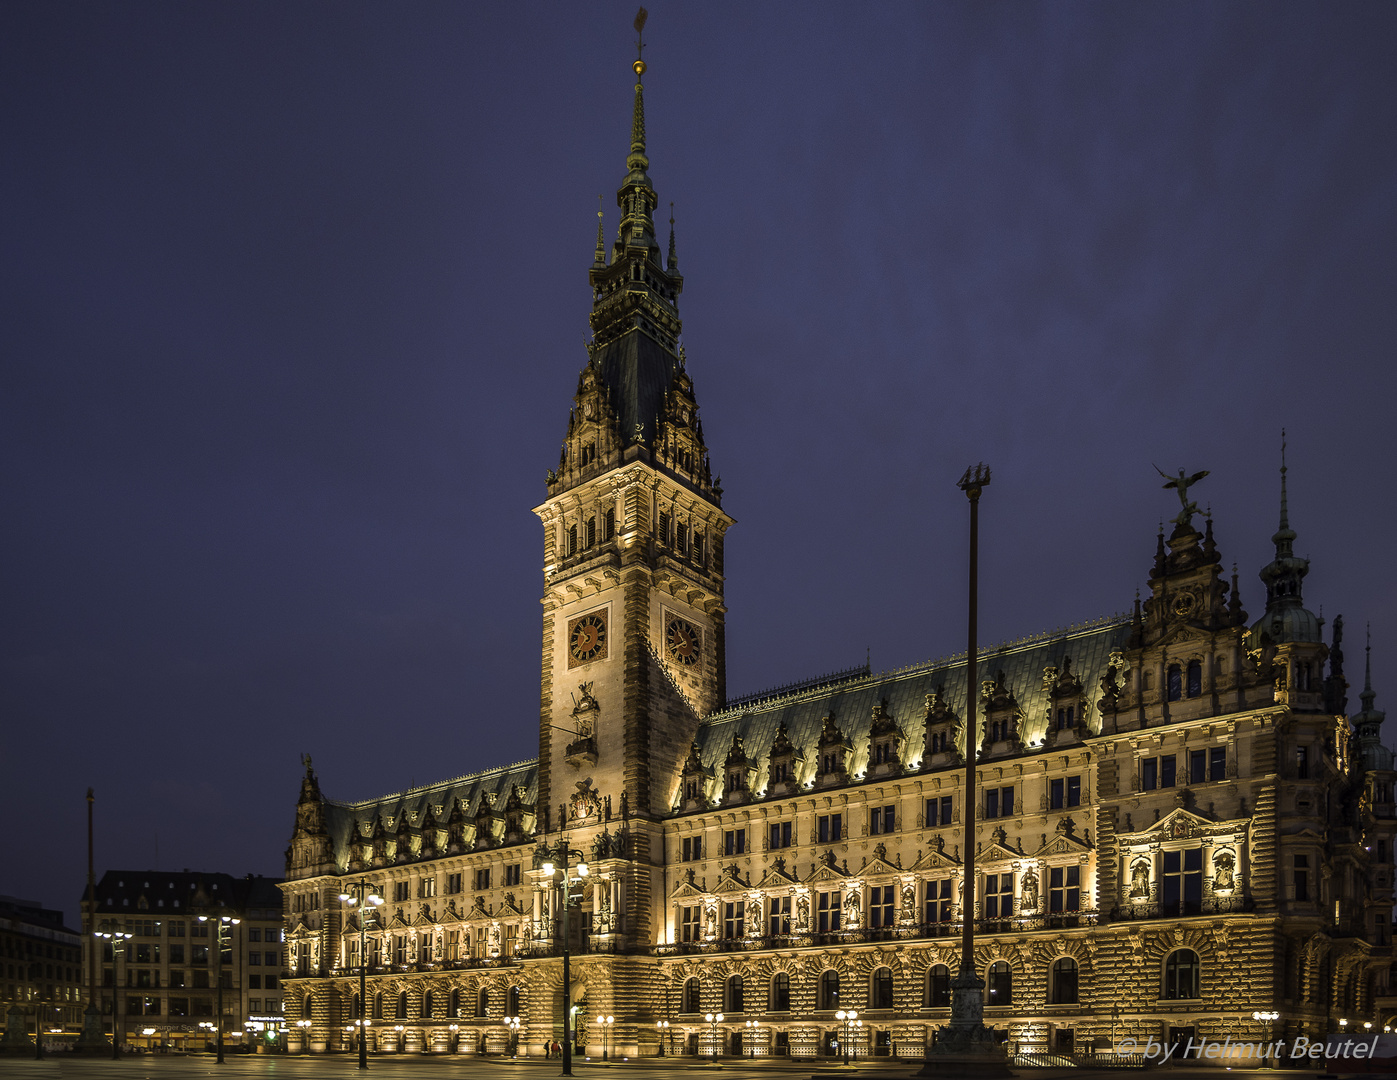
567,525,578,556
1186,660,1202,697
1167,664,1182,702
677,523,688,555
658,511,670,545
605,508,615,540
694,532,705,564
585,516,596,549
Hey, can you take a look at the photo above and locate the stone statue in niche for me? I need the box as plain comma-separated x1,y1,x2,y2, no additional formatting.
796,894,810,930
1212,851,1235,892
901,882,916,914
704,906,718,937
844,890,861,929
1129,860,1151,899
1020,869,1040,911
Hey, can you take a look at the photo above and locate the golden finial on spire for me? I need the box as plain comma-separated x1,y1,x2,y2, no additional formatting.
633,7,648,76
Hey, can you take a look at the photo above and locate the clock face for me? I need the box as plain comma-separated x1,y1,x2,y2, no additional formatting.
568,612,608,667
666,616,701,666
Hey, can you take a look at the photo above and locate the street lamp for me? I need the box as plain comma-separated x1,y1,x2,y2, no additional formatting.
197,914,240,1064
540,847,588,1076
745,1019,760,1058
596,1014,613,1061
1252,1011,1280,1062
93,930,132,1059
338,879,384,1069
504,1016,521,1058
656,1019,669,1056
835,1009,859,1065
704,1012,724,1062
295,1018,312,1054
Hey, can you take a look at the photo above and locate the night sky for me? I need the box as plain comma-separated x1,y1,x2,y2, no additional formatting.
4,3,1395,920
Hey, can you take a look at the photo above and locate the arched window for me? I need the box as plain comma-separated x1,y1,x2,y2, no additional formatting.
986,962,1012,1006
508,986,520,1015
476,989,489,1018
423,990,435,1017
769,973,790,1012
449,989,461,1017
726,974,745,1013
397,991,407,1019
373,992,383,1019
871,967,894,1009
1050,957,1078,1004
926,965,950,1008
819,970,841,1010
1163,949,1200,1000
351,993,361,1020
605,508,616,540
1186,659,1202,697
567,524,578,556
1167,664,1182,702
585,517,596,549
682,978,701,1015
304,994,314,1017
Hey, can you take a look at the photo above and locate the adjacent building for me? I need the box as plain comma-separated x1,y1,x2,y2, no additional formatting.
1,896,84,1036
279,44,1395,1061
84,871,284,1051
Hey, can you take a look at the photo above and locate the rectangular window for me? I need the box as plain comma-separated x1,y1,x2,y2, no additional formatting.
1209,747,1226,781
393,881,409,903
246,928,261,943
247,951,261,966
1190,749,1207,784
1049,866,1081,912
723,829,746,856
817,891,842,933
248,974,261,990
723,901,744,939
768,896,791,936
680,906,702,943
447,873,463,895
984,873,1014,918
168,921,185,937
474,869,491,891
1161,754,1176,787
869,886,895,929
419,878,436,898
446,930,460,960
1142,758,1157,790
1050,779,1064,810
168,970,185,988
925,795,953,827
925,879,952,924
682,837,703,861
265,950,277,967
504,865,521,887
817,814,843,843
1162,849,1204,914
985,787,1014,818
658,511,671,545
168,998,189,1018
677,523,688,555
393,936,407,965
1067,776,1081,807
768,821,792,849
1294,854,1310,902
192,947,209,965
1296,747,1309,779
266,974,278,989
869,805,895,835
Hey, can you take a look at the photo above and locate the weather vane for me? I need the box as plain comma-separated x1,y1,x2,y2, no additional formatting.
1154,464,1209,527
634,8,648,70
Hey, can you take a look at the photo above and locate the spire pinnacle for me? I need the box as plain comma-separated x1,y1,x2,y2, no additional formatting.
630,8,648,155
1273,428,1296,555
668,201,677,270
594,195,606,266
1365,623,1375,699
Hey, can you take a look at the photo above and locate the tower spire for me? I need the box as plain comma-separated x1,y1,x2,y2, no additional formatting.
594,195,606,266
1273,428,1296,557
668,201,678,271
1363,623,1377,713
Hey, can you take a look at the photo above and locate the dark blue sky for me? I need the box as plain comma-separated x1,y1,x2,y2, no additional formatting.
3,2,1394,918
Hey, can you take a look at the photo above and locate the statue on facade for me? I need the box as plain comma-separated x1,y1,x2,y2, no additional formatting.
844,890,861,929
1212,851,1236,892
1020,869,1040,911
1129,860,1151,899
1155,465,1210,527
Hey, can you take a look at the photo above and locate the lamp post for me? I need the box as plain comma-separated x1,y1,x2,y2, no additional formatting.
745,1019,760,1058
704,1012,724,1062
836,1009,859,1065
1252,1011,1279,1063
198,914,240,1063
505,1016,521,1058
295,1019,311,1054
94,930,132,1059
596,1015,613,1061
338,879,384,1069
540,847,588,1076
656,1019,669,1056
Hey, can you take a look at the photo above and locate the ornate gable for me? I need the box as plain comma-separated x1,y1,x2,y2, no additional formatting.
909,840,962,873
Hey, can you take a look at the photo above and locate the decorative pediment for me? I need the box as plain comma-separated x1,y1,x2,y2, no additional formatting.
712,866,750,895
908,841,961,873
670,877,707,901
979,841,1022,865
1121,807,1240,843
410,903,435,926
858,844,900,879
385,909,409,930
805,855,851,884
499,892,525,917
1030,830,1093,858
754,859,798,890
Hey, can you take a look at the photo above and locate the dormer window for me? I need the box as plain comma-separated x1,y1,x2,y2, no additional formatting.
1055,707,1074,730
685,779,699,801
725,770,742,793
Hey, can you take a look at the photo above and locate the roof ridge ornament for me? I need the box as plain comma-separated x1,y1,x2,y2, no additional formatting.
1153,463,1208,528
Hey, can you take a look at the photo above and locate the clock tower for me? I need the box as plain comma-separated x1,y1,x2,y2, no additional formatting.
533,49,732,874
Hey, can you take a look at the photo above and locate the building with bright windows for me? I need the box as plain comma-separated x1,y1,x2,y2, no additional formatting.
0,896,84,1038
279,43,1395,1061
83,871,284,1051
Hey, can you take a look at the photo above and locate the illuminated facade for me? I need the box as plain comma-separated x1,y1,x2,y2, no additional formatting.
279,46,1396,1060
